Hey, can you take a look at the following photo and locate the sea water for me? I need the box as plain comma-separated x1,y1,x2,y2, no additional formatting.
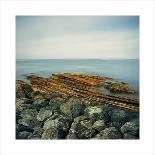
16,59,139,90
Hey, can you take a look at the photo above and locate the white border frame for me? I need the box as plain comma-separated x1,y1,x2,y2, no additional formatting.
0,1,155,155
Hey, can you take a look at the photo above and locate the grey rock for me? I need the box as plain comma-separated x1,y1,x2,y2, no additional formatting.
33,98,49,109
37,108,53,121
109,121,123,128
17,131,33,139
50,97,66,105
16,98,33,105
20,109,37,120
16,98,33,113
92,120,106,132
42,113,72,139
69,117,97,139
43,114,71,132
18,118,31,127
16,124,34,133
84,106,107,122
94,127,122,139
41,127,61,139
109,109,129,128
49,98,63,111
18,109,38,127
80,128,97,139
120,119,139,136
123,133,139,139
109,109,129,122
69,116,88,131
60,98,86,118
32,127,44,139
66,132,78,139
80,119,93,128
74,115,88,123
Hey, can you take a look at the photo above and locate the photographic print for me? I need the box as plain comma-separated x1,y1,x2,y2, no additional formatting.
16,16,139,140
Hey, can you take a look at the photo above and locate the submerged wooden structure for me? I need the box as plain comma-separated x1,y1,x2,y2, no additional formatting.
27,73,139,111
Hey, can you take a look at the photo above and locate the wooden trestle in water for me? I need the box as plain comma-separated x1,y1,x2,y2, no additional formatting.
27,73,139,111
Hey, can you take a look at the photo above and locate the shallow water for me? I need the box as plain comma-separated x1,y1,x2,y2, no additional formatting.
16,59,139,91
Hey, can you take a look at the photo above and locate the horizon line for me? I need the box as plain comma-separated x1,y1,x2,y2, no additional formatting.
16,58,139,60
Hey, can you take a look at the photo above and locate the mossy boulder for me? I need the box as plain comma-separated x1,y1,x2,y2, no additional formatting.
94,127,122,139
108,109,129,128
41,127,62,139
42,113,72,139
17,131,33,139
18,109,38,127
49,97,65,111
16,98,33,113
68,116,97,139
60,98,86,118
92,120,106,132
123,133,138,139
84,106,109,122
37,108,53,121
33,98,49,110
120,119,139,136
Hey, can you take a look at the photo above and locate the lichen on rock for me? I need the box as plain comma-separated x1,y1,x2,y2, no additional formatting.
60,97,86,118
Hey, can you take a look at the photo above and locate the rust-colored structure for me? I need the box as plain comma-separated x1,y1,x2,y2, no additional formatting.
27,73,139,111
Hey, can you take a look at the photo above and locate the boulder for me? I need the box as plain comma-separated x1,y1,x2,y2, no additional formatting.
16,98,33,113
84,106,108,122
69,116,88,131
109,109,129,122
37,108,53,122
18,118,32,127
49,97,65,111
17,131,33,139
123,133,139,139
60,98,86,118
80,119,93,128
41,127,64,139
120,119,139,136
79,128,97,139
43,115,71,131
69,116,97,139
108,109,129,128
33,98,49,110
20,109,37,120
31,126,44,139
92,120,106,132
42,113,72,139
16,124,34,133
18,109,38,127
66,131,78,139
94,127,122,139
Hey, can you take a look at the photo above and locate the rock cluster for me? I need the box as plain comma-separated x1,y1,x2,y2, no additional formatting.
16,80,139,139
104,80,137,94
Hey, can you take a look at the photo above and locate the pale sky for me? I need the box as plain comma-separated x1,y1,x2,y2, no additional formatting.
16,16,139,59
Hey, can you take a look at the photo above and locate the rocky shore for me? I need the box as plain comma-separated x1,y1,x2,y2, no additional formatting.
16,73,139,139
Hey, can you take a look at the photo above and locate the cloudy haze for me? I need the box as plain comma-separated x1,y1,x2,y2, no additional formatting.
16,16,139,59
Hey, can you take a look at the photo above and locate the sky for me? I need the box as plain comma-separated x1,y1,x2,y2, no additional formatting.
16,16,139,59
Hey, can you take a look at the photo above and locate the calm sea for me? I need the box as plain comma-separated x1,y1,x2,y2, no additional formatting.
16,59,139,90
